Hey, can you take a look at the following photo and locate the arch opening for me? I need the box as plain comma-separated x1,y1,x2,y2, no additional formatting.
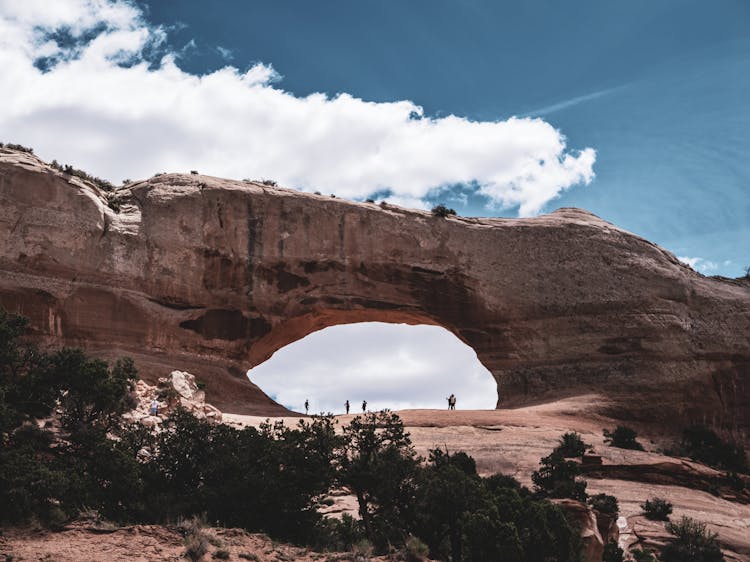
246,322,497,414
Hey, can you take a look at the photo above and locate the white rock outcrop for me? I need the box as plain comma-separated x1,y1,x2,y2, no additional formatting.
123,371,223,428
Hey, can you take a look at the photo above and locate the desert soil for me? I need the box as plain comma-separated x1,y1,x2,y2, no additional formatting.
3,396,749,561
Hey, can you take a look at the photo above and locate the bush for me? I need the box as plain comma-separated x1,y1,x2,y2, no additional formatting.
404,535,429,561
179,516,210,562
2,142,34,153
588,493,618,516
531,451,588,502
631,549,657,562
431,204,456,218
602,539,624,562
556,432,589,458
678,425,748,474
105,193,122,213
49,160,115,191
262,179,277,186
337,411,420,550
213,550,230,560
603,426,644,451
641,497,673,521
0,310,588,560
662,517,724,562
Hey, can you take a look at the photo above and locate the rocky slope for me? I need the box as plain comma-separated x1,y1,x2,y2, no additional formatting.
1,148,749,430
219,403,750,561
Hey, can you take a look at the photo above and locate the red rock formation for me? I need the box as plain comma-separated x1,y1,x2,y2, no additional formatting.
1,148,749,427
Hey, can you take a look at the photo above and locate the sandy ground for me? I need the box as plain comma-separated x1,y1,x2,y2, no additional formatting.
3,396,748,561
0,522,398,562
227,395,750,561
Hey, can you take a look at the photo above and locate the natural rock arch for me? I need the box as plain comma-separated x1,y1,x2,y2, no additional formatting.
246,321,498,412
1,149,749,429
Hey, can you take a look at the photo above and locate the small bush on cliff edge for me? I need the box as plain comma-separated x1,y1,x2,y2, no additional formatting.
662,517,725,562
431,204,457,218
678,425,748,474
556,432,589,458
603,426,644,451
588,493,618,517
531,450,588,502
641,497,672,521
1,142,34,153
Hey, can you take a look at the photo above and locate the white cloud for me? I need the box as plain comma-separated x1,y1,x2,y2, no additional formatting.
247,323,498,414
0,0,596,216
678,256,719,273
216,46,233,61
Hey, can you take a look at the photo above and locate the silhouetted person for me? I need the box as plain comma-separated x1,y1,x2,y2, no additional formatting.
345,399,350,414
362,400,367,412
304,399,309,415
448,394,456,410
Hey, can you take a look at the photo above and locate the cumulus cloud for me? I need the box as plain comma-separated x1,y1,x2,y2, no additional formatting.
247,323,498,414
0,0,596,216
678,256,719,273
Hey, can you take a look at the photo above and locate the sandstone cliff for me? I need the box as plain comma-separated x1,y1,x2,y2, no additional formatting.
1,148,748,429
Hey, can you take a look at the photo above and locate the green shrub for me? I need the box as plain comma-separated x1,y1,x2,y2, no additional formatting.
337,411,420,550
2,142,34,153
180,516,209,562
352,538,373,558
531,451,588,501
556,432,589,458
603,426,644,451
49,160,115,191
662,517,724,562
404,535,429,561
185,533,209,561
588,493,618,516
105,193,122,213
315,513,365,552
678,425,748,473
631,549,657,562
213,549,230,560
641,497,673,521
602,539,624,562
431,204,457,217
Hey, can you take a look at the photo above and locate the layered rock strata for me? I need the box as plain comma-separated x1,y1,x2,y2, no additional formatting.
1,148,748,427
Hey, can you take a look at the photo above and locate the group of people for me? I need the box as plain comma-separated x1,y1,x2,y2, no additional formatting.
301,395,457,415
303,398,367,415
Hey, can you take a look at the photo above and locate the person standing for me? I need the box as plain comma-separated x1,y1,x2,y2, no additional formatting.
150,398,159,416
304,399,309,415
448,394,456,410
362,400,367,413
345,399,350,414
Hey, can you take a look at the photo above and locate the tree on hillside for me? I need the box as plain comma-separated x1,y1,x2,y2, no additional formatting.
337,411,421,549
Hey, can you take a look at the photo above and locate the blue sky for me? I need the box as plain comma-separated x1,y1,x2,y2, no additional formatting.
135,0,749,277
1,1,748,411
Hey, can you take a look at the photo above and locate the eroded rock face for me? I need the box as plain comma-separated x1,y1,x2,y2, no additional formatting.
1,149,749,427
